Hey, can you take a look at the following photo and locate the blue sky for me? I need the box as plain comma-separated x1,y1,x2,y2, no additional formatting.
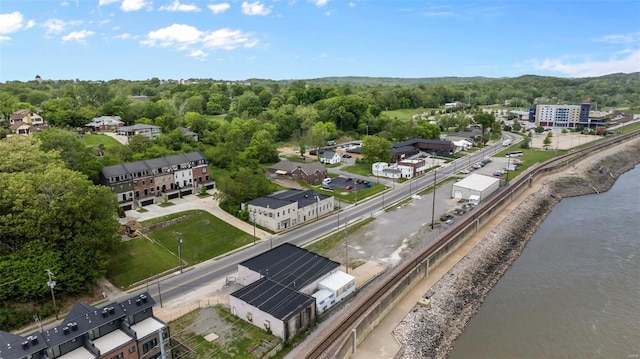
1,0,639,82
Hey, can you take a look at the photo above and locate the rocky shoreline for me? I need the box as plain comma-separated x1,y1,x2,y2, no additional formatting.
393,137,640,359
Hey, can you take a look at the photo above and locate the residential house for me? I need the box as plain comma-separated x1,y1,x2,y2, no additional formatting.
245,189,334,232
267,162,327,184
179,127,198,142
230,243,352,341
319,151,341,165
85,116,125,131
8,109,48,135
0,293,171,359
117,124,162,140
100,152,212,209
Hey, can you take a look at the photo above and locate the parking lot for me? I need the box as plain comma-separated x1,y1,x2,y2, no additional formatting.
322,176,371,192
457,155,522,178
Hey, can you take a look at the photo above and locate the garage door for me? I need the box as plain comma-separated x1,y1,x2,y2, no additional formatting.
121,204,132,211
167,193,179,200
453,190,462,199
141,199,154,207
181,189,192,196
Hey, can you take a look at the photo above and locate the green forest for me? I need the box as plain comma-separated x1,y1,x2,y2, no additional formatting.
0,72,638,331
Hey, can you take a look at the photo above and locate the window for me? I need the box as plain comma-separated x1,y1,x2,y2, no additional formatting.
128,346,136,354
111,353,123,359
246,312,253,322
202,167,207,173
264,320,270,330
142,338,158,354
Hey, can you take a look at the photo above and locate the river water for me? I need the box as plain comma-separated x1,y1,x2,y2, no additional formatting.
449,165,640,359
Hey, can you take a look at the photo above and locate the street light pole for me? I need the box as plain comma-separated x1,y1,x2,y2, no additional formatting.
315,195,320,220
252,210,256,245
45,269,58,319
176,234,183,273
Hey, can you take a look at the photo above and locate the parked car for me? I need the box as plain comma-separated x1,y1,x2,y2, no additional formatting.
345,185,353,190
345,177,353,182
460,169,471,174
493,170,505,176
342,154,352,158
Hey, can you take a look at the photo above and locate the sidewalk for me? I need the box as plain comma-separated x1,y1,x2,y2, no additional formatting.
352,176,544,358
123,190,270,239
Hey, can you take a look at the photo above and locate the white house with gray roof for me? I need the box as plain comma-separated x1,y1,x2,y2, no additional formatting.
320,151,341,165
117,124,162,139
244,189,334,232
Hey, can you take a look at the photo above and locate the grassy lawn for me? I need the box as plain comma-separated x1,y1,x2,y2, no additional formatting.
169,307,280,359
340,162,373,176
106,238,177,288
82,133,124,149
140,210,201,227
149,211,253,265
382,107,439,119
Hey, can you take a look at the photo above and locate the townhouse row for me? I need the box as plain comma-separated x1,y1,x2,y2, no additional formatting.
100,152,213,211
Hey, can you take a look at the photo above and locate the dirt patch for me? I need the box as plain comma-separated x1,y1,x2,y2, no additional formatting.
272,178,305,189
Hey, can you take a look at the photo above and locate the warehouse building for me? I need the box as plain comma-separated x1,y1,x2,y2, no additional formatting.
451,173,500,202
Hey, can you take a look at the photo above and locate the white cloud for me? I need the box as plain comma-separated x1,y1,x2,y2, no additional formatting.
531,50,640,77
315,0,327,7
0,35,10,42
42,18,83,35
26,20,36,29
142,23,259,59
241,1,271,16
62,30,95,43
188,49,208,60
99,0,120,5
141,23,203,48
121,0,152,12
348,2,355,7
208,3,230,14
159,0,201,12
115,33,131,39
0,12,24,36
594,32,640,44
202,28,258,49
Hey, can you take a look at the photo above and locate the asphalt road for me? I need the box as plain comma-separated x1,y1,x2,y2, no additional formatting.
121,133,519,306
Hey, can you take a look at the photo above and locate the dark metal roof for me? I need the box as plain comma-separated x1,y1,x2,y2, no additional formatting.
101,163,129,178
269,161,327,175
182,151,205,162
0,293,156,359
144,157,171,169
239,243,339,290
231,278,315,321
393,138,453,149
247,189,330,210
123,161,150,174
164,154,190,166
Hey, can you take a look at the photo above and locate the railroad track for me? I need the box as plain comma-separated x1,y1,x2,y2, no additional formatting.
306,129,640,358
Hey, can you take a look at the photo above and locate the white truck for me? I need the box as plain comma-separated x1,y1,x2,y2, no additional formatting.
502,139,512,147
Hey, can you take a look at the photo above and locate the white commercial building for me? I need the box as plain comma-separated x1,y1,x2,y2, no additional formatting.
451,173,500,202
312,271,356,314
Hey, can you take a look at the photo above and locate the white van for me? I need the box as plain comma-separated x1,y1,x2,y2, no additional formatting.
322,178,332,185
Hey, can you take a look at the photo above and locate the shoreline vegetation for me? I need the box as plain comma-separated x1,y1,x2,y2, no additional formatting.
393,137,640,358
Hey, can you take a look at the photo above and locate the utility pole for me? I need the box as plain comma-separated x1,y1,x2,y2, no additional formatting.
176,233,183,274
45,269,58,319
252,210,256,245
344,215,349,274
315,195,320,219
430,169,437,229
506,155,511,184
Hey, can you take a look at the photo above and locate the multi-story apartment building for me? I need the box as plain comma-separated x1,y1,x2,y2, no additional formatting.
100,152,212,210
0,293,171,359
534,103,591,129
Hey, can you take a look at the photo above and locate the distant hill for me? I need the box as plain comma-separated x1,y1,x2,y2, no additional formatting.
248,76,500,86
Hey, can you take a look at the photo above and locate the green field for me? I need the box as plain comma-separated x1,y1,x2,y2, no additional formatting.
149,211,253,265
106,237,178,288
381,107,439,119
82,133,124,149
108,210,253,288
